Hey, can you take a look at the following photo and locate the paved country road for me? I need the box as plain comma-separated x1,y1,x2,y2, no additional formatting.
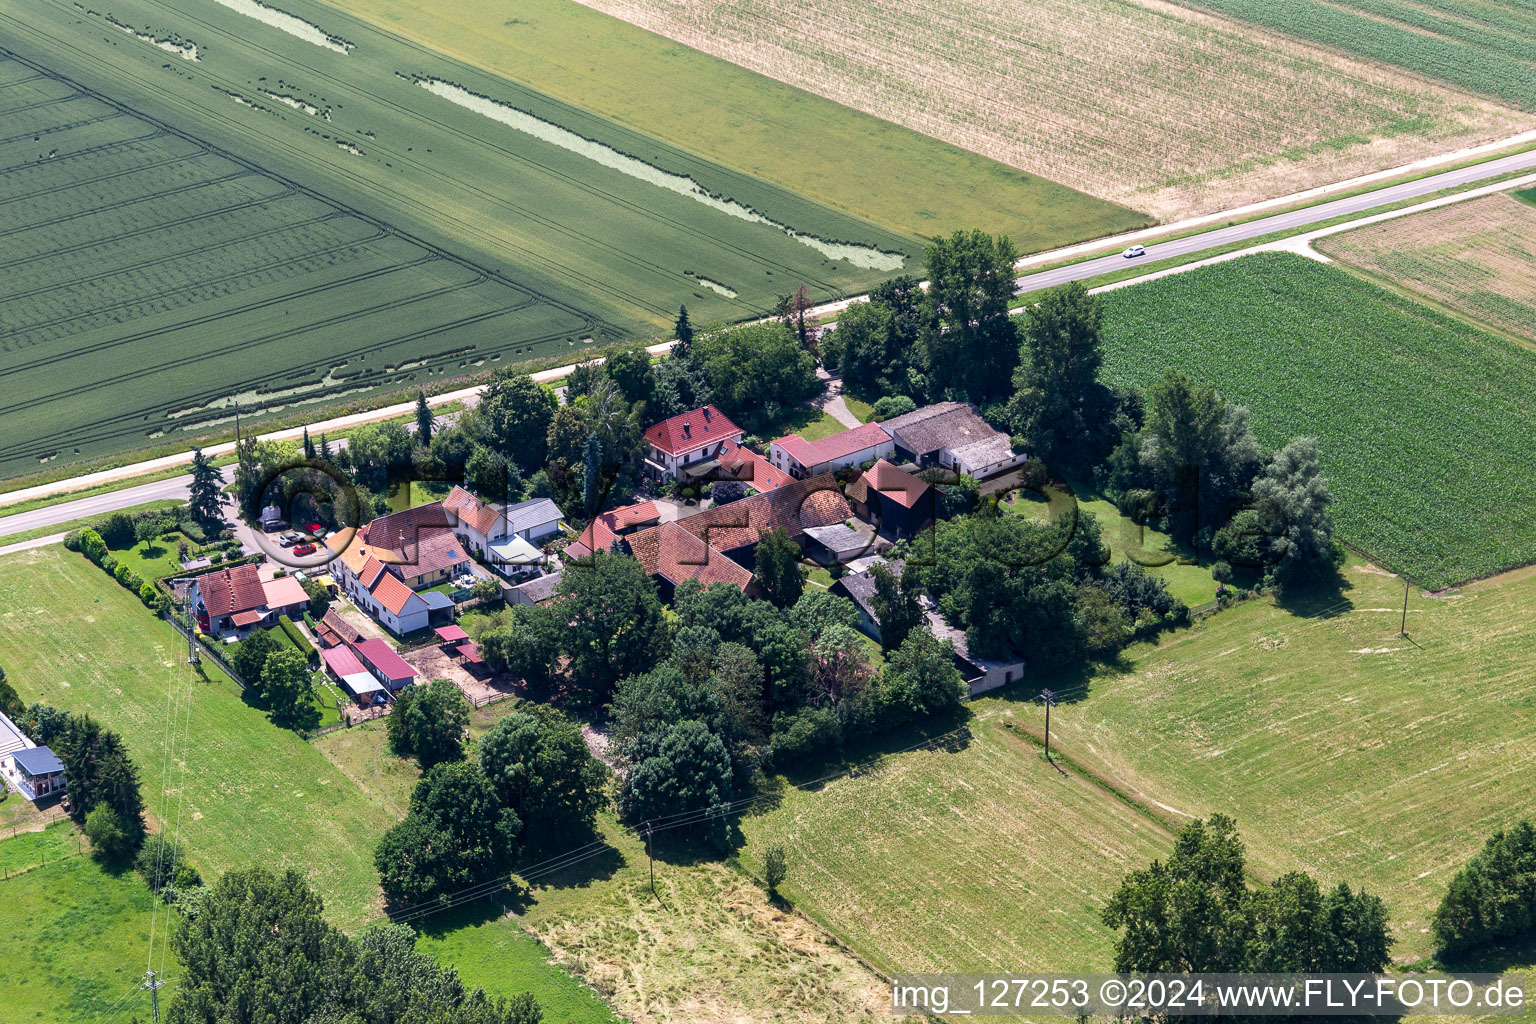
4,145,1536,543
1010,147,1536,295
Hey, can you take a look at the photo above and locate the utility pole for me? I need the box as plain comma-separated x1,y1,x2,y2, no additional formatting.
142,969,163,1023
1037,688,1059,762
1400,579,1410,637
645,824,656,900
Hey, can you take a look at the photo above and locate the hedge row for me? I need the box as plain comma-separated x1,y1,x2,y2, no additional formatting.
277,615,318,668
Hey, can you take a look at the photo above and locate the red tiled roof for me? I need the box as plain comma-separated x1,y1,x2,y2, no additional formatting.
671,472,850,553
627,521,753,592
566,501,662,559
353,638,417,684
444,485,502,538
314,609,362,648
371,573,423,617
644,405,742,456
392,530,469,583
198,564,267,618
772,422,891,469
848,459,934,510
358,557,389,588
716,439,793,491
231,609,265,627
321,645,366,678
360,501,454,549
261,576,308,611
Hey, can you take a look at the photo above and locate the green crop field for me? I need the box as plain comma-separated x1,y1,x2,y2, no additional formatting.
1181,0,1536,110
0,0,931,480
319,0,1148,243
1098,252,1536,589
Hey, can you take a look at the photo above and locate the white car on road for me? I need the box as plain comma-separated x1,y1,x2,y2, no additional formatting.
1122,244,1146,258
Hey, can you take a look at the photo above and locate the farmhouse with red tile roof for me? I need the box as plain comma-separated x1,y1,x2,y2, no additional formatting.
770,421,894,478
190,563,308,637
643,405,744,481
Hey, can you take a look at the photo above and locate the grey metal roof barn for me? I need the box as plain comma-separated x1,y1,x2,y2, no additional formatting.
502,497,564,536
13,745,65,776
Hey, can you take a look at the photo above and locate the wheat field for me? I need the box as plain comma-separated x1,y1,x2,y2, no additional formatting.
577,0,1530,219
1317,192,1536,344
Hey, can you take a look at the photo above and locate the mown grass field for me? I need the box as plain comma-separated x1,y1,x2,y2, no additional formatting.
573,0,1525,219
1044,560,1536,962
0,0,922,479
0,544,618,1020
1181,0,1536,112
1317,192,1536,344
318,0,1147,244
1099,252,1536,588
0,544,395,931
0,840,163,1024
734,558,1536,978
738,715,1173,973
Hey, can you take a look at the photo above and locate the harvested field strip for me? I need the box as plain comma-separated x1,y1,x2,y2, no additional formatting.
1316,192,1536,342
574,0,1528,220
738,715,1172,973
211,0,355,53
1182,0,1536,110
414,76,905,271
321,0,1146,244
1099,252,1536,588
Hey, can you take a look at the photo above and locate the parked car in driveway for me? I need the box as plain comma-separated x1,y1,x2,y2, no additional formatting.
293,543,317,556
1122,244,1146,258
279,531,302,547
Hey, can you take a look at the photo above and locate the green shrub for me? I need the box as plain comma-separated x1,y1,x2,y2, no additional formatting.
872,394,916,420
277,615,318,668
63,529,84,551
95,512,135,548
209,552,224,565
77,528,107,564
139,582,158,607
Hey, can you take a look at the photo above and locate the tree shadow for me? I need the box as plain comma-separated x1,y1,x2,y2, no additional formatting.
1273,567,1355,618
1435,931,1536,974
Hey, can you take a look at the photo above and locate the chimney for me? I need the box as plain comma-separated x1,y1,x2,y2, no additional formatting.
703,407,712,422
683,421,691,438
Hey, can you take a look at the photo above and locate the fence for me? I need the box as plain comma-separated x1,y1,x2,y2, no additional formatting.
469,690,515,709
1190,598,1221,617
162,610,249,691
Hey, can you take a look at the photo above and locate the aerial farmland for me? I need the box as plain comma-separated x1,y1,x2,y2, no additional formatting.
572,0,1530,218
3,1,1536,1022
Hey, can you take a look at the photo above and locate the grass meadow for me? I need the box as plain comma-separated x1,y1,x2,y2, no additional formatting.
0,0,921,479
0,848,164,1024
0,544,620,1020
735,556,1536,977
571,0,1525,219
1317,192,1536,345
1099,252,1536,588
319,0,1146,245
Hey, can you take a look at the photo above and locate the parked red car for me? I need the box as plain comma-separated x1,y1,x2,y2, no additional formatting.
292,543,317,556
305,522,324,534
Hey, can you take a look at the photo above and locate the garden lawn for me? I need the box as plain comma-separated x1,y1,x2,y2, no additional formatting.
106,531,198,584
0,849,164,1023
0,544,395,932
1100,252,1536,589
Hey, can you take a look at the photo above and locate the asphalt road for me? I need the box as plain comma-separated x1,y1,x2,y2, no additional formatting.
4,147,1535,545
1010,147,1536,295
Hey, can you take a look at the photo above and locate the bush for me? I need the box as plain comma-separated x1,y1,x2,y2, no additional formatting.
209,552,224,565
139,582,159,608
872,394,916,420
63,529,84,551
1432,821,1536,957
765,707,843,770
95,511,135,548
277,615,318,668
135,834,200,899
85,804,137,861
1211,560,1234,584
77,528,107,564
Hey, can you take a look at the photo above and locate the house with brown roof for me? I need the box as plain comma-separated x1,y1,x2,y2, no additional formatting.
624,520,755,600
190,563,308,637
565,501,661,560
443,486,564,562
847,459,937,539
770,421,893,479
655,472,851,569
880,402,1026,479
324,500,472,634
643,405,743,481
313,609,364,648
